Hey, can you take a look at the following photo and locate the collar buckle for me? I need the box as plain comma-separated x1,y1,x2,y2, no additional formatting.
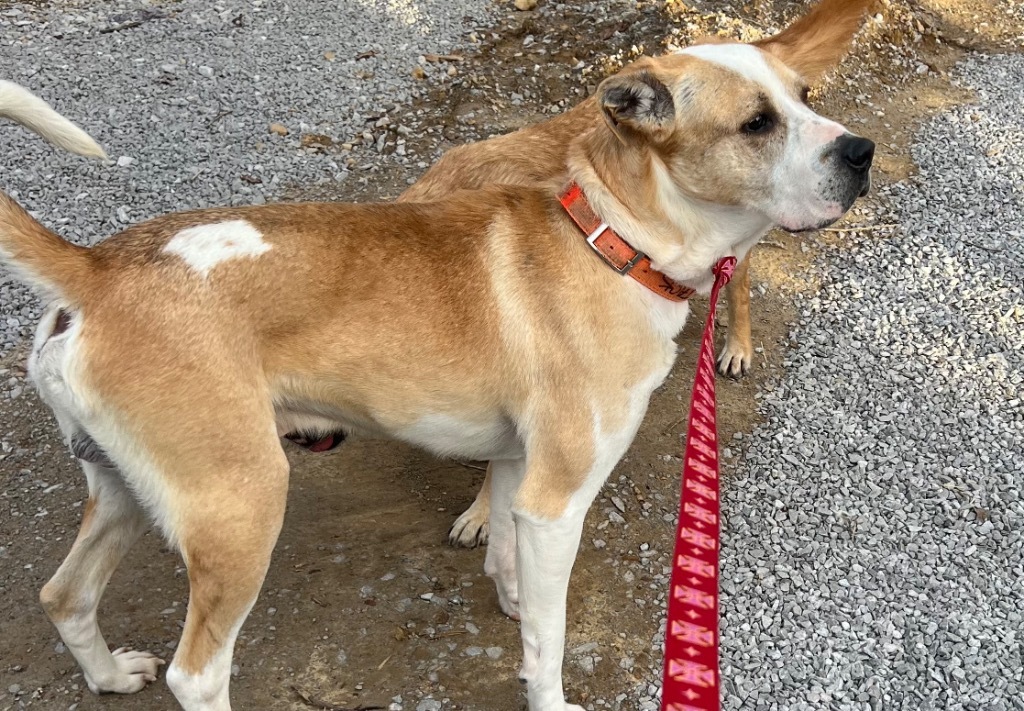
586,222,646,275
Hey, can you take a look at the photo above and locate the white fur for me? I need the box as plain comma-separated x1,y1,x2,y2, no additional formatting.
163,221,272,279
485,459,527,621
166,614,250,711
0,80,106,158
397,412,521,460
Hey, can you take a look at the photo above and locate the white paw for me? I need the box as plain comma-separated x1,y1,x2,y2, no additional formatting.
717,335,752,378
448,501,490,548
86,648,165,695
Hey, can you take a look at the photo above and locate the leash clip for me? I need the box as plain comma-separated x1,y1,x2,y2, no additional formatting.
712,256,737,284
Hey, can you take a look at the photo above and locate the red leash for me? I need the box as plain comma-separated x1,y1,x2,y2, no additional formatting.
661,256,736,711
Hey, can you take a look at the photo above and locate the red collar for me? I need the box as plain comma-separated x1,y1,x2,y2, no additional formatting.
558,182,696,302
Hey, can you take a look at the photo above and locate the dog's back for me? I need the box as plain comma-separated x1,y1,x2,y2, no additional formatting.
399,99,599,203
0,80,106,159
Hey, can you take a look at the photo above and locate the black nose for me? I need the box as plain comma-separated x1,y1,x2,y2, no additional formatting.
839,135,875,171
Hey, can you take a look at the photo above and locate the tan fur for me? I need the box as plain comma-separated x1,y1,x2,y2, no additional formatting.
754,0,877,82
0,1,874,707
0,194,96,300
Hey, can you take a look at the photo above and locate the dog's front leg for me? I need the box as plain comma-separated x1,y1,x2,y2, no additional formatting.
718,253,753,377
514,511,588,711
511,444,617,711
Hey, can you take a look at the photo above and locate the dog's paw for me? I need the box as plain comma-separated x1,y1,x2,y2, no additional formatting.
717,334,753,378
499,594,521,622
86,648,165,695
448,500,490,548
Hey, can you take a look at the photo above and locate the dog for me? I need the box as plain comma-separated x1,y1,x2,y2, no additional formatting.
399,0,875,549
0,80,107,159
0,0,873,708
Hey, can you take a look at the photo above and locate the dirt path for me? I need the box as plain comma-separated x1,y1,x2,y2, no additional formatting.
1,1,1020,710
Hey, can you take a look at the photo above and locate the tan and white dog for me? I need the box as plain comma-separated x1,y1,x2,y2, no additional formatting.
0,1,873,708
401,0,876,549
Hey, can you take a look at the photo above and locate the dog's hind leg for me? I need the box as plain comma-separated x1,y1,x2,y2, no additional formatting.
483,459,525,620
449,461,492,548
39,460,163,694
164,434,289,711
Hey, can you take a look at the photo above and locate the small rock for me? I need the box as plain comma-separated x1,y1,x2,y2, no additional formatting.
514,0,538,10
198,65,214,78
116,156,135,168
269,123,289,136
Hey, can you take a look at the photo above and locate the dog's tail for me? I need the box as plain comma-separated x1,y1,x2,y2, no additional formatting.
0,192,95,302
0,80,107,159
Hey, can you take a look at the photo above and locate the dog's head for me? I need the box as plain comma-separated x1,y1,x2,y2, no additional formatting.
597,2,874,234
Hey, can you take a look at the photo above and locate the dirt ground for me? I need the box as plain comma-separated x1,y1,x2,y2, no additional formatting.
1,1,1020,710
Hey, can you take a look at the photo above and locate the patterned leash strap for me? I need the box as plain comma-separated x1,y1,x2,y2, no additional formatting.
661,256,737,711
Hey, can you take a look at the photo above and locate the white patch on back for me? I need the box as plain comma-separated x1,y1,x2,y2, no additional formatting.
163,220,271,278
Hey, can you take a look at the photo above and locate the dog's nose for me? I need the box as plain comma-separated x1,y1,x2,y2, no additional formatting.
839,135,875,171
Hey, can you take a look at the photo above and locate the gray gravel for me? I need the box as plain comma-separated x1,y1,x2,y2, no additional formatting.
0,0,496,352
688,52,1021,711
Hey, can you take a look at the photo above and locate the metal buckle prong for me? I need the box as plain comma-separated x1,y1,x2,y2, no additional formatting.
617,250,646,275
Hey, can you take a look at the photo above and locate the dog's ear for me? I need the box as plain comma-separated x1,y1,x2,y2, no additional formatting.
598,70,675,142
754,0,876,83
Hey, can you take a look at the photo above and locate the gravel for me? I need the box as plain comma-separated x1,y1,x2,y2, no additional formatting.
0,0,496,352
708,52,1021,711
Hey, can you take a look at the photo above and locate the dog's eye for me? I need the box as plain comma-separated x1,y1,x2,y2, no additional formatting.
800,86,811,105
742,114,773,134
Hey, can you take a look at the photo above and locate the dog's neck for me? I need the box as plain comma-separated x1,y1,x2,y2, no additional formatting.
567,126,772,293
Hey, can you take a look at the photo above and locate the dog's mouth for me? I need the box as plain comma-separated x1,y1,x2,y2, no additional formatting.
778,215,842,234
